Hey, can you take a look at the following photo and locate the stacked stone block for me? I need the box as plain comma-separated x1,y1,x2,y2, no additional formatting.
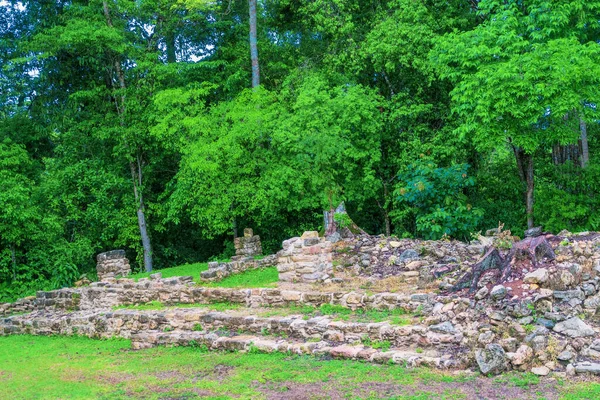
96,250,131,281
232,228,262,260
277,231,334,283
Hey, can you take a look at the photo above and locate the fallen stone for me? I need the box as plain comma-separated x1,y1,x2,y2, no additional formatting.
574,362,600,375
475,287,489,300
553,317,595,338
399,249,419,261
531,366,550,376
557,350,574,362
490,285,507,301
475,344,507,375
523,269,549,284
511,345,533,366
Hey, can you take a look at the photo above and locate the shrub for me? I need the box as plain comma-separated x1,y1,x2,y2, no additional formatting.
393,160,483,240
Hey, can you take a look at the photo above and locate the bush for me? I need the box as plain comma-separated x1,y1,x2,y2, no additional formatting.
393,160,483,240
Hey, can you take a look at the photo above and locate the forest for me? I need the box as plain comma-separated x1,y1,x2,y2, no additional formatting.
1,0,600,301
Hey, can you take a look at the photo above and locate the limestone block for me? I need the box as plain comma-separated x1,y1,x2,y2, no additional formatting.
301,231,319,239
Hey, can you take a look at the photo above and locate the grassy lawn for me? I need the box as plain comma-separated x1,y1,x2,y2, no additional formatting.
113,301,242,312
128,262,209,282
128,263,278,288
1,335,598,400
258,304,417,326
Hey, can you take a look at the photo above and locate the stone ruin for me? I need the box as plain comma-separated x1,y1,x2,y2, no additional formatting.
6,228,600,378
96,250,131,281
200,228,273,281
277,231,334,283
232,228,262,260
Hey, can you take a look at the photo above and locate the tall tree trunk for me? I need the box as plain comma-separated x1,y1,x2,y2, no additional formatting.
512,145,535,229
104,1,153,272
165,29,176,63
130,158,153,272
376,182,391,236
580,116,589,168
249,0,260,88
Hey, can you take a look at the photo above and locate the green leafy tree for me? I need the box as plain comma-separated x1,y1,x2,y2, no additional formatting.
433,0,600,228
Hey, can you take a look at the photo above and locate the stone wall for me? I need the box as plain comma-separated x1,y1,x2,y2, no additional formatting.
277,231,334,283
233,228,262,258
96,250,131,281
1,276,434,314
200,254,277,282
0,296,36,317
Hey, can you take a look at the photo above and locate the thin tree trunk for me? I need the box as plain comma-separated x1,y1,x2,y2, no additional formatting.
525,155,534,229
580,116,589,168
104,1,153,272
249,0,260,88
11,244,16,281
130,159,153,272
512,145,535,229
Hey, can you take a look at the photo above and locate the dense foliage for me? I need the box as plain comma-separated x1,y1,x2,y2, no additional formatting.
1,0,599,300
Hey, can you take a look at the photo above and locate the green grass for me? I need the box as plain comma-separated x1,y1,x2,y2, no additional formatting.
561,381,600,400
0,335,592,399
113,301,242,312
494,372,540,388
0,335,468,399
128,263,278,289
204,267,278,288
258,304,415,325
129,262,209,282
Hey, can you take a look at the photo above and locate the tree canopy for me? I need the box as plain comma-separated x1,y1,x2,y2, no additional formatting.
1,0,599,300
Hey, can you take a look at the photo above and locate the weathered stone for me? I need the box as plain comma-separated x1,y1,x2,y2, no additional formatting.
96,250,131,281
536,318,555,329
475,286,489,300
524,268,549,284
478,331,495,345
553,317,595,338
490,285,507,301
574,362,600,375
399,249,419,261
524,227,542,237
511,345,533,366
429,321,456,335
553,289,584,302
410,293,429,303
584,295,600,310
301,231,319,239
475,344,507,375
531,366,550,376
405,261,423,271
557,350,574,362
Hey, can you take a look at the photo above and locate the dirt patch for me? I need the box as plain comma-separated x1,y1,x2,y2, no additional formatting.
254,381,345,400
255,376,568,400
192,364,234,383
157,388,216,399
154,370,189,383
0,370,13,381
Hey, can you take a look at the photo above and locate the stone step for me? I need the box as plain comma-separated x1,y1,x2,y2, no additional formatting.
1,307,466,354
129,329,462,369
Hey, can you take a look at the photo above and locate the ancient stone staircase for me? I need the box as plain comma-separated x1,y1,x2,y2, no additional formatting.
2,303,468,369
